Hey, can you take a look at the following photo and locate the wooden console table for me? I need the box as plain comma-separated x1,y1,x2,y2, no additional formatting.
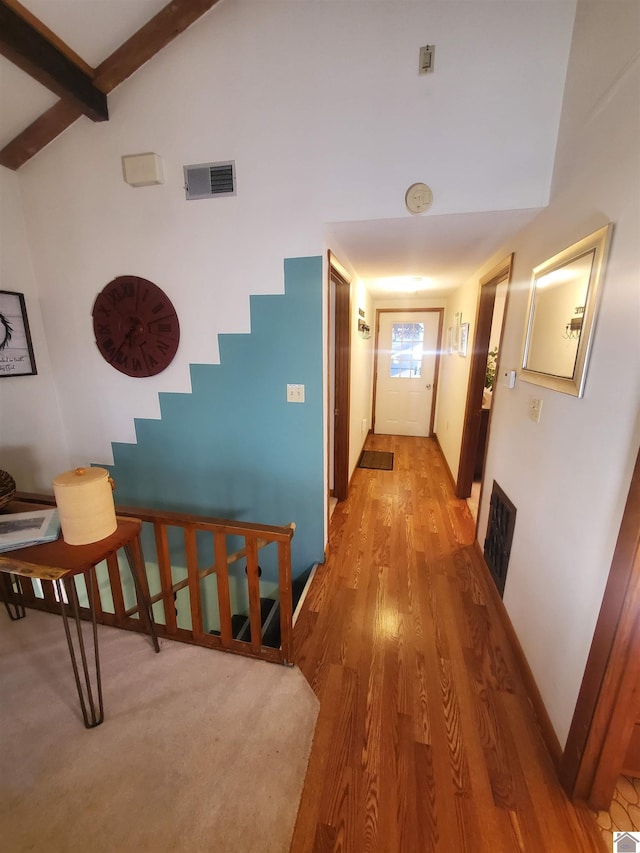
0,516,160,728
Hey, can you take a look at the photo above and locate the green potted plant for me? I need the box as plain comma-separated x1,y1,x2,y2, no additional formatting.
485,348,498,393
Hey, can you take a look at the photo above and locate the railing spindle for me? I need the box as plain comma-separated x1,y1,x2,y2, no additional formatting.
18,576,36,605
105,551,126,624
184,527,204,641
42,577,57,608
154,522,177,634
278,539,294,665
89,568,104,621
245,536,262,653
214,531,232,645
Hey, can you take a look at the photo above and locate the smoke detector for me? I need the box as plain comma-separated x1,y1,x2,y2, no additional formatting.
405,182,433,215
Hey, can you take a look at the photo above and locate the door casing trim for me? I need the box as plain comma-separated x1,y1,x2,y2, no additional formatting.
327,251,351,511
560,445,640,808
456,255,513,501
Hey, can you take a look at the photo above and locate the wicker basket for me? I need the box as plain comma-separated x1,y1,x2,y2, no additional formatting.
0,470,16,510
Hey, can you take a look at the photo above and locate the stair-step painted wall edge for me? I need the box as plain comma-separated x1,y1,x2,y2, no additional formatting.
104,256,324,582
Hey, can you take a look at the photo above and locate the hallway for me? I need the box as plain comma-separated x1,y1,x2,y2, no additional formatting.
290,434,605,851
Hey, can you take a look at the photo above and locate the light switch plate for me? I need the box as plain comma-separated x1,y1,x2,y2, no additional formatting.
419,44,435,74
287,384,305,403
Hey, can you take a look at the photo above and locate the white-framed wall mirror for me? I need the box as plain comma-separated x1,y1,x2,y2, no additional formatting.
521,224,613,397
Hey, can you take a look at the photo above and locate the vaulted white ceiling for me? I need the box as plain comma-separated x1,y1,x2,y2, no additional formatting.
0,0,577,295
0,0,169,148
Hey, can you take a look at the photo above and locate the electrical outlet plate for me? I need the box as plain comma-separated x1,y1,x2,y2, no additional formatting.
287,384,305,403
528,396,543,423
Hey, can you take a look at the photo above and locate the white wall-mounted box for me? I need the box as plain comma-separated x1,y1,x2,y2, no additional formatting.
502,369,517,389
121,153,164,187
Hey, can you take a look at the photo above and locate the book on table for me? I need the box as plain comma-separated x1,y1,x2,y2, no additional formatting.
0,509,60,553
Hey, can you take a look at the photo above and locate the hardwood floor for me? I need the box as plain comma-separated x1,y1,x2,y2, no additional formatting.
290,434,605,852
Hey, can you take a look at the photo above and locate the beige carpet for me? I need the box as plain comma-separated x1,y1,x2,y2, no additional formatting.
0,609,318,852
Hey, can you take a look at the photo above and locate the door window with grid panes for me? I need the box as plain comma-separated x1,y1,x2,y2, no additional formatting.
390,323,424,378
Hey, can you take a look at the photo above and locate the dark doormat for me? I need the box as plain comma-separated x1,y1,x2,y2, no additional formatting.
358,450,394,471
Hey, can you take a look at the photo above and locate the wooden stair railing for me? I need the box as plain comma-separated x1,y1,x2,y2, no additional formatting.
4,493,295,666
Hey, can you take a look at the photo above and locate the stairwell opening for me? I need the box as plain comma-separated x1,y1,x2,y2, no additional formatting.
209,563,316,650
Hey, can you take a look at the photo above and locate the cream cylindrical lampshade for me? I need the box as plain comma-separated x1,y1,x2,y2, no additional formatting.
52,467,117,545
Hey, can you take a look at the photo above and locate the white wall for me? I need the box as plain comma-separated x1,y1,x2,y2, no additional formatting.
5,1,576,480
476,0,640,747
0,170,69,490
433,281,480,480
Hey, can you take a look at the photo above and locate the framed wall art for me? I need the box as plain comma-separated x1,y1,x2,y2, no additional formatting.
0,291,37,377
454,312,462,348
458,322,470,357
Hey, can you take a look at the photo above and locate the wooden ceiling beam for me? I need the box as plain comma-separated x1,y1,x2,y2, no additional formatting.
0,101,84,171
93,0,225,93
0,0,225,171
0,0,108,122
1,0,94,77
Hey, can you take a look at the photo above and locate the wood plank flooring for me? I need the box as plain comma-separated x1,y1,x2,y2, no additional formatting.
290,434,605,852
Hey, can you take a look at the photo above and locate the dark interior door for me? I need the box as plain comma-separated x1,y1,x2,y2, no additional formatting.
333,270,350,501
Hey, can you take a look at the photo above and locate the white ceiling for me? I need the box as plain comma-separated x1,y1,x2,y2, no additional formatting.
1,0,568,298
19,0,169,66
326,208,541,298
0,55,58,143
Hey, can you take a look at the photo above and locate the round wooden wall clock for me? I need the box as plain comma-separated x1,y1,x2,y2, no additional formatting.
92,276,180,377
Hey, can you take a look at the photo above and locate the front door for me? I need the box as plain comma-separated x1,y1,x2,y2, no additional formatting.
373,310,441,437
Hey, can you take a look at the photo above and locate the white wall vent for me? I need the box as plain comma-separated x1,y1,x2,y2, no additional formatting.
184,161,236,200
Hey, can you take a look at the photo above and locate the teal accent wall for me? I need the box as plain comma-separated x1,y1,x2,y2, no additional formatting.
106,256,324,582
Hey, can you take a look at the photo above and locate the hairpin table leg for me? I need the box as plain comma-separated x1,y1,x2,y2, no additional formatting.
1,572,26,621
55,572,104,728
